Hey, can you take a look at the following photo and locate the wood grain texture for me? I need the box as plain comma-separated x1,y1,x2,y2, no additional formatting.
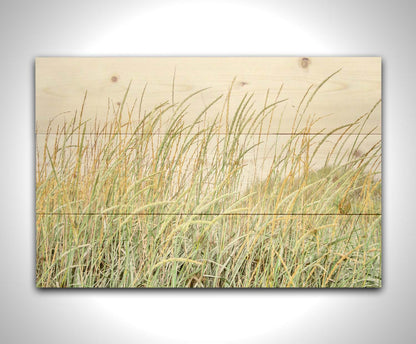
35,57,381,216
35,58,382,288
36,57,381,134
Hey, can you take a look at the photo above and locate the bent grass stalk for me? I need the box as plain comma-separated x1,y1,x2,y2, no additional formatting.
36,76,381,288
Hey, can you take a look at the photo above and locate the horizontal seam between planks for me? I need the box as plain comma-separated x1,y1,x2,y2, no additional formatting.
36,212,381,216
35,132,382,136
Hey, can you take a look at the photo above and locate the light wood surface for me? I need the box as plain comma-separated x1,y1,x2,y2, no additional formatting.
36,57,381,134
35,57,381,215
36,132,380,192
35,58,382,289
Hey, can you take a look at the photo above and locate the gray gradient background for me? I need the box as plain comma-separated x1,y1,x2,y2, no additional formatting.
0,0,414,343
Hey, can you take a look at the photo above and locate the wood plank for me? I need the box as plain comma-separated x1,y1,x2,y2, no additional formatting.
36,57,381,134
36,131,381,215
36,213,381,288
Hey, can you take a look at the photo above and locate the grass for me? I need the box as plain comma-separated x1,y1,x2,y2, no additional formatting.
36,74,381,288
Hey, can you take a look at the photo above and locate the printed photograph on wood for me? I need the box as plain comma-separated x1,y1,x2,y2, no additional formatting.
36,57,381,288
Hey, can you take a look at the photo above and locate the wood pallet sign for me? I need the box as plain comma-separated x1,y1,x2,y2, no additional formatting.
36,57,381,288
